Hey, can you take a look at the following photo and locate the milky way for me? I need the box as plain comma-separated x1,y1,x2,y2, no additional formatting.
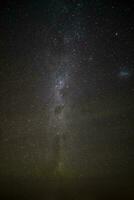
0,0,134,198
48,67,69,172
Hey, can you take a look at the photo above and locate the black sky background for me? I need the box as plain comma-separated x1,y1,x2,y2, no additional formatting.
0,0,134,199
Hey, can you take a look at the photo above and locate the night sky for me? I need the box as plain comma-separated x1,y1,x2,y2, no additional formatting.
0,0,134,199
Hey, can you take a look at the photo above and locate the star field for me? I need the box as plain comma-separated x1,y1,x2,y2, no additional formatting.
0,0,134,199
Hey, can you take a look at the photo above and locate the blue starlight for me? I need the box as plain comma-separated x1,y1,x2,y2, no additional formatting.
118,67,131,79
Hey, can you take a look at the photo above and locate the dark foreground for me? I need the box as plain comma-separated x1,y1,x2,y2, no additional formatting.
0,176,134,200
